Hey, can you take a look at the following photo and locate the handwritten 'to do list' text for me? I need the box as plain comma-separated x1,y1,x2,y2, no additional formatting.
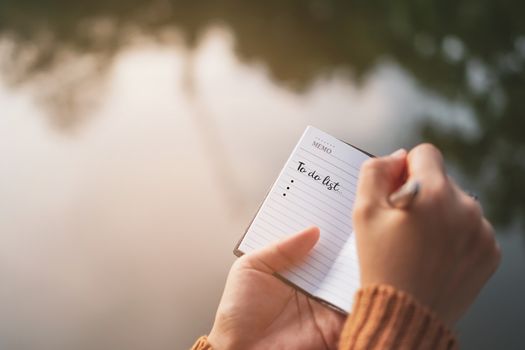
296,161,341,192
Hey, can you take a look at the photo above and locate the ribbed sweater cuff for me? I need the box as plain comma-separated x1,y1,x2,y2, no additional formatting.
191,336,213,350
339,285,458,350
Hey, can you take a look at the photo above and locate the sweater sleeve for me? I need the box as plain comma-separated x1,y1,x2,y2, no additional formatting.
191,336,213,350
339,285,457,350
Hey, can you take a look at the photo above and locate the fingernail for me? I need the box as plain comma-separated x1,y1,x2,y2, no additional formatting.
390,148,406,159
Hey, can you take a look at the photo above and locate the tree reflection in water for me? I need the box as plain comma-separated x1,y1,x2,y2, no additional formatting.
0,0,523,228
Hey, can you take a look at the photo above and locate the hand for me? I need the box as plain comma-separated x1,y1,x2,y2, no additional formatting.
353,144,501,326
208,227,345,350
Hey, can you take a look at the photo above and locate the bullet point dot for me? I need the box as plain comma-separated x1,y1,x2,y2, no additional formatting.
287,187,290,190
283,193,286,196
291,180,294,183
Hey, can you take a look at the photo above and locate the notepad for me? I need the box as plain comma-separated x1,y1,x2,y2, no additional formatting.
234,126,372,313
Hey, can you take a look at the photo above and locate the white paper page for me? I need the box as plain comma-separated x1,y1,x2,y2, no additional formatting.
237,126,370,312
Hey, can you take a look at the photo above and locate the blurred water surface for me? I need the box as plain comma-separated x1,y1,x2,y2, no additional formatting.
0,1,524,349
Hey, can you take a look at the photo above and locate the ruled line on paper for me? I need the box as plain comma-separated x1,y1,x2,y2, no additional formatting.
286,164,356,201
251,223,282,241
255,205,346,256
276,181,353,218
285,165,356,199
267,200,348,254
244,230,269,248
288,270,354,301
326,146,367,173
311,135,365,173
288,159,356,193
284,270,349,301
242,241,255,251
284,169,355,204
275,184,353,230
267,202,351,250
292,151,360,188
258,206,345,256
259,210,301,233
257,215,297,237
254,207,358,271
254,213,356,274
260,216,345,256
252,224,356,281
284,173,355,208
245,238,353,297
287,157,357,192
239,126,369,312
267,197,351,244
253,213,358,275
241,224,359,288
289,261,352,294
271,188,353,233
299,146,361,180
312,287,352,308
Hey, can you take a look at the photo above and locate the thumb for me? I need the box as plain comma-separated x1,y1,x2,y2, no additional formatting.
356,148,408,204
246,226,320,273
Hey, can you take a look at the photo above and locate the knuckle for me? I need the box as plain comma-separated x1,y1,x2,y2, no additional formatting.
476,221,493,246
476,223,501,271
361,158,383,174
463,198,482,228
358,158,387,192
352,200,375,223
426,175,450,202
479,230,493,249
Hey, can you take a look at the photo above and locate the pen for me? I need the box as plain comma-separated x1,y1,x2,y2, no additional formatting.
388,180,420,209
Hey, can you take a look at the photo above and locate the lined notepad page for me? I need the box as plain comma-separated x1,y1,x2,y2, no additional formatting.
237,126,371,313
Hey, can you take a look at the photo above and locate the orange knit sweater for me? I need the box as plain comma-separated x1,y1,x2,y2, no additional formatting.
191,285,457,350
